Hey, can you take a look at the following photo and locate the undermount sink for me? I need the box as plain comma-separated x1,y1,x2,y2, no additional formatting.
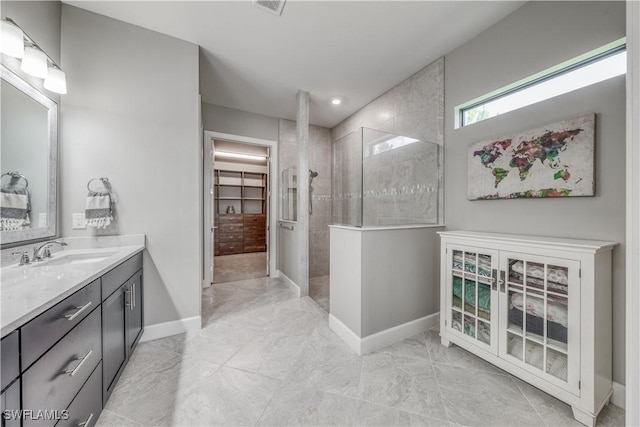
32,250,119,267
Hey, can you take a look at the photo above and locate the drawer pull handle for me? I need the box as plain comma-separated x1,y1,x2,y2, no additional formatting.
65,350,92,376
64,302,92,321
78,413,93,427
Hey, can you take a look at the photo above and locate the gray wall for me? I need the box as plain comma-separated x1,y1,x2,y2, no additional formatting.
444,1,626,384
1,1,62,105
278,119,300,284
332,57,445,225
202,102,278,141
60,5,201,327
308,124,332,278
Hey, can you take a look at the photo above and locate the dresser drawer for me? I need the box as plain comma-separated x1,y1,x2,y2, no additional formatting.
219,242,243,255
23,308,102,425
21,279,101,370
58,361,102,427
218,232,243,243
102,253,143,300
244,223,265,234
217,214,243,224
218,223,243,234
243,244,266,253
243,214,266,224
1,330,19,390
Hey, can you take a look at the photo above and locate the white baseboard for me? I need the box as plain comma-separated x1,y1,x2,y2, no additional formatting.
329,312,440,355
329,314,362,354
140,316,201,343
611,381,625,409
276,270,300,297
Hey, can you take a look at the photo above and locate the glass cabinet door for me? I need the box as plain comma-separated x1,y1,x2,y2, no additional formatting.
446,245,498,352
499,252,580,395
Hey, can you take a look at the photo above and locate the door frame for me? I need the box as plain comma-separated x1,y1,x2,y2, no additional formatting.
202,130,278,287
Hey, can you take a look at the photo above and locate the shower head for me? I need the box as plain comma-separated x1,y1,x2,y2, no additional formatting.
309,170,319,178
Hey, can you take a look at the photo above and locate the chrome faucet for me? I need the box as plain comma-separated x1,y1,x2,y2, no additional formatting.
12,251,31,266
32,240,68,262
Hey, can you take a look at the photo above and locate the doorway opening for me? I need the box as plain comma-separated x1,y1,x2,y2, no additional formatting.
204,136,274,286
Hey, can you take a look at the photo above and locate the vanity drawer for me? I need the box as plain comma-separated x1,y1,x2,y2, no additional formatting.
102,252,143,300
22,308,102,425
219,242,243,255
57,361,102,427
218,232,243,243
21,278,101,370
1,330,19,391
0,379,20,427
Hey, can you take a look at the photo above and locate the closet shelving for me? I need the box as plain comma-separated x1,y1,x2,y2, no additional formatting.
214,169,267,256
438,231,616,427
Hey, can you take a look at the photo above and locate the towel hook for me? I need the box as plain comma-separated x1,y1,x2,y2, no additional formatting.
87,177,111,193
1,172,29,189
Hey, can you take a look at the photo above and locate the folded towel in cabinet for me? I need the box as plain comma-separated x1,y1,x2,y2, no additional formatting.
85,191,112,228
0,187,31,230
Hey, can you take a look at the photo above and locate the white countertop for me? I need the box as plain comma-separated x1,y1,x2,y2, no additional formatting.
0,235,145,338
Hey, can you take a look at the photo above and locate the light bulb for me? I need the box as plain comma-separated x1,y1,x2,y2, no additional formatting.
44,67,67,94
0,20,24,58
20,46,48,78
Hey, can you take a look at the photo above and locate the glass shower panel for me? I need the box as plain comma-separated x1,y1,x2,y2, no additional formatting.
362,128,439,226
332,129,363,227
331,127,440,227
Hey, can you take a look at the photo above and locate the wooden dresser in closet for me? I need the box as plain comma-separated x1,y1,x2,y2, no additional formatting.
214,214,266,255
216,214,244,255
243,214,266,252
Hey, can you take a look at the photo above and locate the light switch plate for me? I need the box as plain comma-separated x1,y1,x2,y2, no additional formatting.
72,213,86,229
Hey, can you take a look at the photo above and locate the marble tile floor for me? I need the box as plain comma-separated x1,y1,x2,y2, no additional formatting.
309,275,330,312
213,252,267,284
98,276,625,427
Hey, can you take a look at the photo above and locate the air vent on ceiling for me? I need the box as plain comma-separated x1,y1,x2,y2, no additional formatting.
253,0,286,16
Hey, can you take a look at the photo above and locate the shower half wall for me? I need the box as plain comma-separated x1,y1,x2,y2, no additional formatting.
329,127,444,354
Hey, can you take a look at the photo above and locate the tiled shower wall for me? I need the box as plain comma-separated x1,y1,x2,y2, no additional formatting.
279,119,332,278
331,57,444,225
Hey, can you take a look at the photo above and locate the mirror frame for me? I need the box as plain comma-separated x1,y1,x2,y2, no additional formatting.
1,64,58,246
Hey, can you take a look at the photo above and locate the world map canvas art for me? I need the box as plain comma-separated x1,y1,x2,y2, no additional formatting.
467,114,595,200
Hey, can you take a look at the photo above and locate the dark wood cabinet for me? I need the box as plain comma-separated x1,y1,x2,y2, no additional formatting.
102,254,143,406
102,284,127,405
127,270,144,355
0,251,144,427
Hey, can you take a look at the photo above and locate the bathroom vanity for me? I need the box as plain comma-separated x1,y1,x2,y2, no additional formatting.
0,236,145,427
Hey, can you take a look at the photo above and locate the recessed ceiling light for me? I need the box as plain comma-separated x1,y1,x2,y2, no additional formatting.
331,98,343,106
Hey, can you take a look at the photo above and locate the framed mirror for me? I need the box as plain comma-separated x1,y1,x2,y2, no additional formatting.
1,64,57,245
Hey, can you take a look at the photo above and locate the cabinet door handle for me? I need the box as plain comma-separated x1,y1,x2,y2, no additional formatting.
77,413,93,427
499,270,506,293
491,269,498,291
63,302,92,321
131,283,136,310
64,349,93,376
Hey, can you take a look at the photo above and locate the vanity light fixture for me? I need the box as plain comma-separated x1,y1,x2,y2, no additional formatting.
1,17,67,94
20,46,48,78
215,151,267,161
43,66,67,94
0,19,24,58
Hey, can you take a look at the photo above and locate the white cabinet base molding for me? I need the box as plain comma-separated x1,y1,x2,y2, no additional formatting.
438,231,617,427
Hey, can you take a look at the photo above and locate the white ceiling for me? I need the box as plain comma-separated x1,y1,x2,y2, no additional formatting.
63,1,525,128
